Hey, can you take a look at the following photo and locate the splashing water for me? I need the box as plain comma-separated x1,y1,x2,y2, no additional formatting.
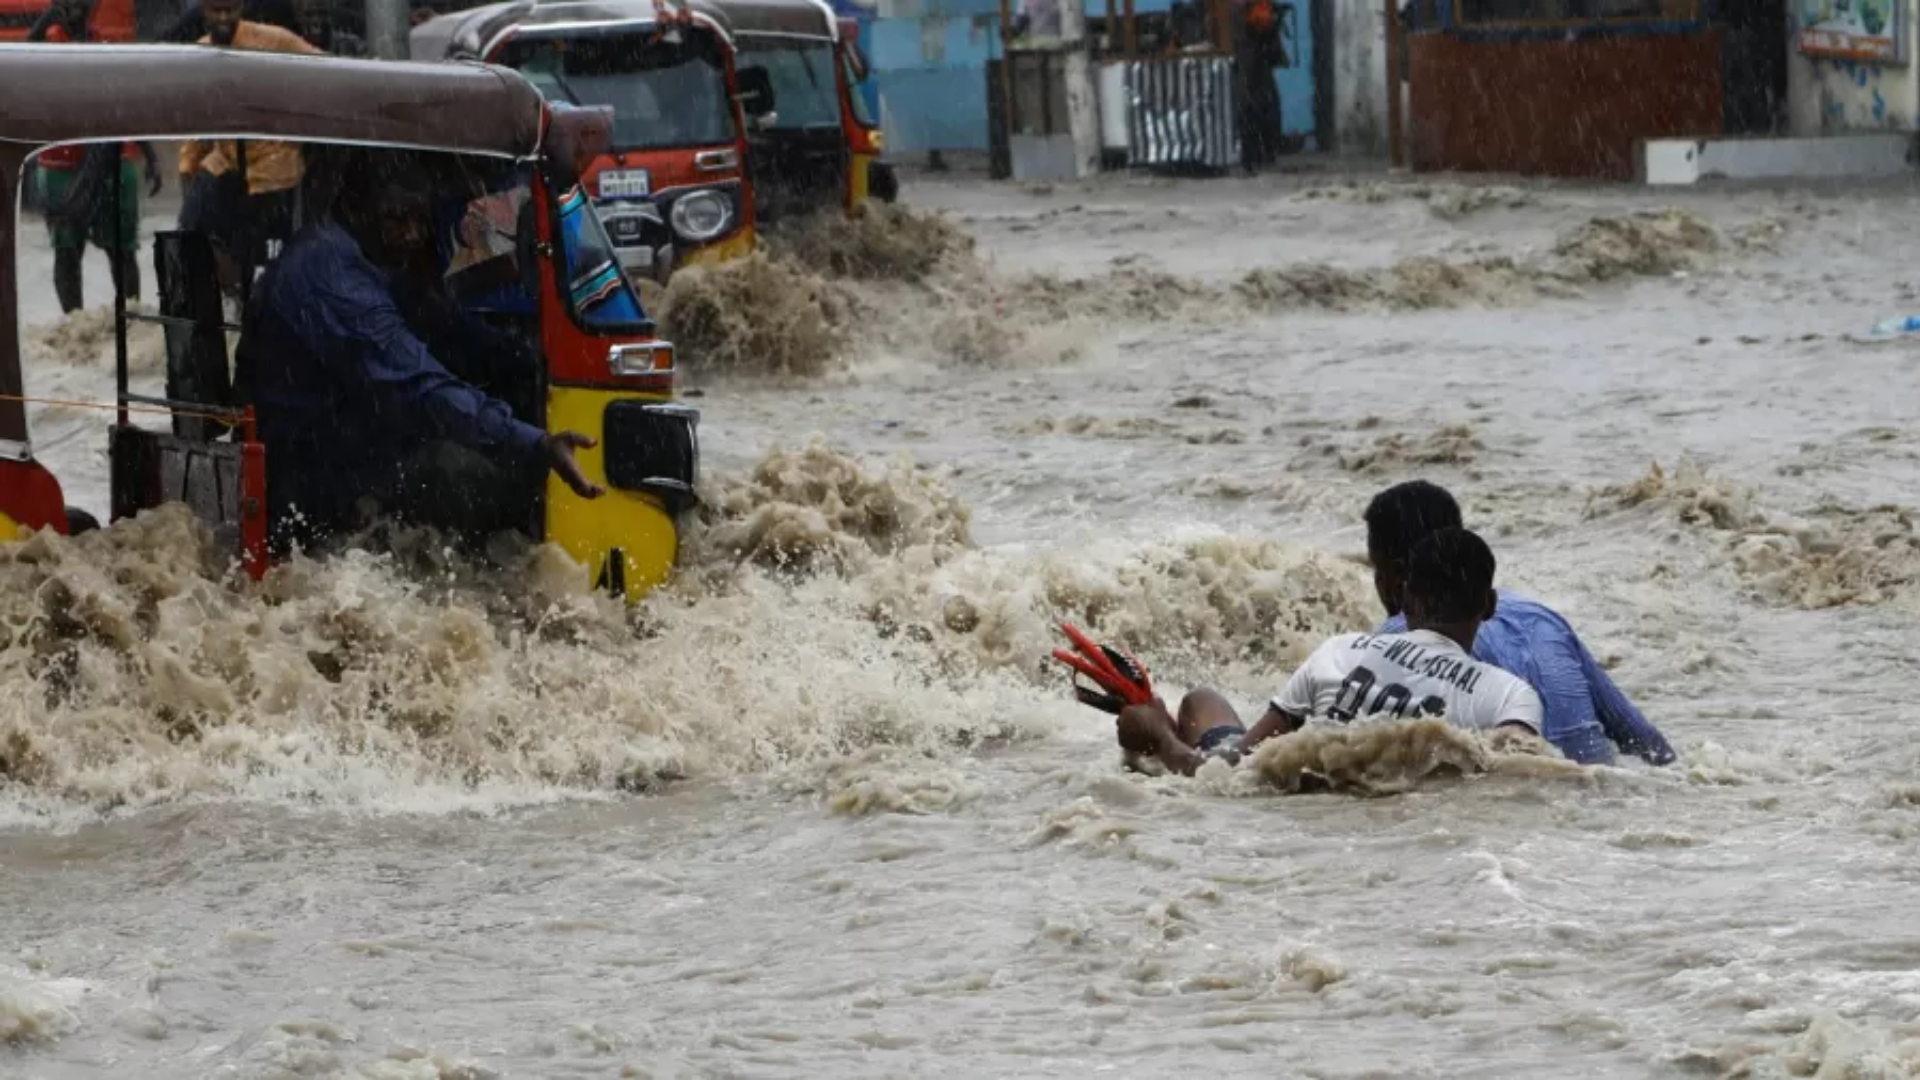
6,176,1909,1079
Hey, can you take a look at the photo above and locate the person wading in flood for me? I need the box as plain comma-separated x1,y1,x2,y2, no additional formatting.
1364,481,1677,766
176,0,321,294
1116,527,1544,776
1232,0,1287,172
28,0,164,313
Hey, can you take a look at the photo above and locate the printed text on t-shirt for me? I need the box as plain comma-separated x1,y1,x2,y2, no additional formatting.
1349,634,1483,693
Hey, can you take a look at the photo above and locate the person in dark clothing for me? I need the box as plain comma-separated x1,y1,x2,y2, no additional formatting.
1396,0,1436,85
1232,0,1287,172
293,0,367,55
29,0,165,313
1719,0,1786,135
240,157,603,550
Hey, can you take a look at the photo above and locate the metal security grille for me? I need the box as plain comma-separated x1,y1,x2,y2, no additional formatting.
1123,56,1240,170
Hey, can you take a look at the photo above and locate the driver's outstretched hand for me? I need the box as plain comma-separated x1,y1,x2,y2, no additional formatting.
543,431,606,499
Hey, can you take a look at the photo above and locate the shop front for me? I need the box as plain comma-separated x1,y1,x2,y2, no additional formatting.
1405,0,1724,179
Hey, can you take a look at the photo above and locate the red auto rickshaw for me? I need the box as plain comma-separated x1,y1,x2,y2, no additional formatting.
411,0,894,283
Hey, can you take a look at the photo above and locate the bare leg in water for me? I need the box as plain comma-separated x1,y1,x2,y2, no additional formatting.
1115,688,1247,776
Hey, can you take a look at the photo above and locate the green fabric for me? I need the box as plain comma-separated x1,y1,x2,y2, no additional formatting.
38,160,140,253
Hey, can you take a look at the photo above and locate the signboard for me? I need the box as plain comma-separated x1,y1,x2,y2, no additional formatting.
1798,0,1903,64
1017,0,1063,39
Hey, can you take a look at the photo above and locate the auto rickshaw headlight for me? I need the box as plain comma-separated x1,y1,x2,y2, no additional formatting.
670,189,732,243
609,341,676,377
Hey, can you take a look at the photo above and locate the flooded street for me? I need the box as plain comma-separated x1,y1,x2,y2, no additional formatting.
7,167,1920,1078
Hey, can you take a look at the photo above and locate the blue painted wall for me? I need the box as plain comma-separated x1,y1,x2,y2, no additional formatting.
872,0,1005,152
873,0,1319,154
1275,1,1315,147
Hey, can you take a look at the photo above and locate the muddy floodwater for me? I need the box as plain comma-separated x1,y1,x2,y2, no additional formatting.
6,167,1920,1078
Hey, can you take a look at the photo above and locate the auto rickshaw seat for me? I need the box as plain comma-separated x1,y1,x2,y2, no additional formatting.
108,424,251,558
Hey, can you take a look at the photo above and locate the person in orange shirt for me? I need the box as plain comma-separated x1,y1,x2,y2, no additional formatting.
177,0,322,291
30,0,164,313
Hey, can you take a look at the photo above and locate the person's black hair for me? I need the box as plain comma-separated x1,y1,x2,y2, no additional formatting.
341,149,435,198
332,151,440,233
1404,526,1495,624
1363,480,1463,570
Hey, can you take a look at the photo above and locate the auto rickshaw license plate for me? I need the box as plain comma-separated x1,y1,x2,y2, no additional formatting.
599,169,651,198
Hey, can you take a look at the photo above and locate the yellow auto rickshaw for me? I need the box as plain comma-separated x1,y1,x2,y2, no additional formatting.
0,43,700,600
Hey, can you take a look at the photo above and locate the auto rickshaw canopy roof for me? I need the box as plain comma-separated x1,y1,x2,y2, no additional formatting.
0,43,548,153
412,0,839,60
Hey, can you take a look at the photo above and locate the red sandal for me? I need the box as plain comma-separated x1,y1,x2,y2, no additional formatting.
1050,623,1154,714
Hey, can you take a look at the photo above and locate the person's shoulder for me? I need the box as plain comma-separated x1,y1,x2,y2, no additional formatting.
275,224,371,287
1483,590,1587,660
246,22,322,51
284,219,347,255
1453,650,1543,732
1490,672,1545,733
1474,656,1534,697
1492,590,1576,632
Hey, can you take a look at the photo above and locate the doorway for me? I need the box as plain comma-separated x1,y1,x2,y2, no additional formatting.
1720,0,1788,135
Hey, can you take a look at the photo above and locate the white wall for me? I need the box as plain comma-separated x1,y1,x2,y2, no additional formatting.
1330,0,1389,153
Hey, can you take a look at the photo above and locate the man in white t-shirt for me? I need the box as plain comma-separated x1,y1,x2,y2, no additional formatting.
1116,527,1544,776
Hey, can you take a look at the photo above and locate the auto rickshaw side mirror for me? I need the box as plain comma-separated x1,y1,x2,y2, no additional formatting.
735,65,776,120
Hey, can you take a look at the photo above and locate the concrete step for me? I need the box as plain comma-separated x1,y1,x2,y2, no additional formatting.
1640,133,1914,186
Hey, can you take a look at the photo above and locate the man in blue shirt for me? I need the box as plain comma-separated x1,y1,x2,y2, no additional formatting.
1364,481,1677,766
241,157,603,550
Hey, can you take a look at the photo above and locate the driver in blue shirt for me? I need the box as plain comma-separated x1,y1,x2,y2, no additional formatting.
241,155,604,551
1366,481,1678,766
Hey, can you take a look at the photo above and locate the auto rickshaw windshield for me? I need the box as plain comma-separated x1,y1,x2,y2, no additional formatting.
501,31,735,150
736,39,841,129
